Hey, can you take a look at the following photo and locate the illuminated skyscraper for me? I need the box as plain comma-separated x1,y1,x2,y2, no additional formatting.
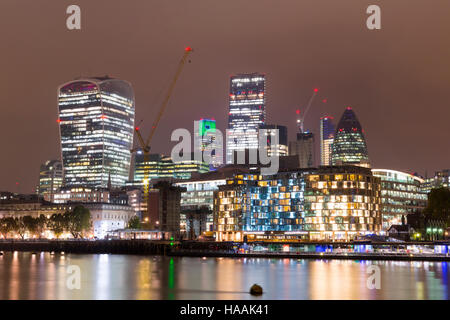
320,116,335,166
38,160,63,201
195,118,223,168
58,77,135,188
226,73,266,163
331,107,370,167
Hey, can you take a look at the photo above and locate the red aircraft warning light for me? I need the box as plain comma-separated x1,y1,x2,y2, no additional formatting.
185,46,193,52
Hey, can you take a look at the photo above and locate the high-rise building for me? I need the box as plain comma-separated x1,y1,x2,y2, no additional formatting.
289,131,315,168
58,77,135,188
195,118,223,168
226,73,266,163
331,107,370,167
261,124,288,157
422,169,450,193
320,116,335,166
38,160,64,201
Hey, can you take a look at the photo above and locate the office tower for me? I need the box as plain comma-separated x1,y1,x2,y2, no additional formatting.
226,73,266,163
372,169,428,230
195,118,223,168
58,77,135,188
261,124,288,157
331,107,370,167
320,116,335,166
38,160,63,201
289,131,315,168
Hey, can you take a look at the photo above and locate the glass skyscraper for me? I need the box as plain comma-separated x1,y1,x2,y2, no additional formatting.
320,116,335,166
331,107,370,167
226,73,266,163
58,77,135,188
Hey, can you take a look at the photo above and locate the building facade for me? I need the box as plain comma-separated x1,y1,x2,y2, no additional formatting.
372,169,428,230
331,107,370,168
320,116,335,166
422,169,450,193
133,153,209,186
58,77,135,188
38,160,64,201
214,166,382,241
304,166,382,240
0,200,134,239
226,73,266,163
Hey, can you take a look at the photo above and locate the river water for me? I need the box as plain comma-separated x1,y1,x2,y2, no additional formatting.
0,252,448,300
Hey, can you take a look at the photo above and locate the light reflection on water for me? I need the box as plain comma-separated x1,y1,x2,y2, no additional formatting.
0,252,448,300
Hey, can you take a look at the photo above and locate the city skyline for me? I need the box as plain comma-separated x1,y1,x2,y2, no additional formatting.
1,1,450,192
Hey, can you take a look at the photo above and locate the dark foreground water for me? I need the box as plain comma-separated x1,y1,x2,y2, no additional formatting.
0,252,448,299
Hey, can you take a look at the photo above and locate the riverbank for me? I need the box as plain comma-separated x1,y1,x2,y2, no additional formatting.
0,239,449,261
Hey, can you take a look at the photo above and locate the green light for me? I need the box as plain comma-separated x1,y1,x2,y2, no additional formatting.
199,119,216,136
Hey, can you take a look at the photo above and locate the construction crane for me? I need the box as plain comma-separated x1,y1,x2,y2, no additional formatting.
296,88,319,133
131,46,193,218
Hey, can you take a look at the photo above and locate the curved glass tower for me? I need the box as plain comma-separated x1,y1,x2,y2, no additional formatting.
58,77,135,188
331,107,370,167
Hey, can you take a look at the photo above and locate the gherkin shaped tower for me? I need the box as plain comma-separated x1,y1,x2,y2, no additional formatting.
331,107,370,167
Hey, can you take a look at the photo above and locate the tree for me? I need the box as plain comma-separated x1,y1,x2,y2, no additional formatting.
425,187,450,225
49,214,66,238
36,214,48,238
128,215,141,229
64,206,91,238
14,217,27,239
0,217,15,239
23,216,38,237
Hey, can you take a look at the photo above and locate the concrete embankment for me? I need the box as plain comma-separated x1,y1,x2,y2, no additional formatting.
0,240,449,261
0,240,169,255
168,250,450,262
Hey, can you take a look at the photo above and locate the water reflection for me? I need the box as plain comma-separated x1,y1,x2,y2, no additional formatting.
0,252,448,300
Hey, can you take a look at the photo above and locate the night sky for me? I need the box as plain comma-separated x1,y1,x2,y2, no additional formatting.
1,0,449,193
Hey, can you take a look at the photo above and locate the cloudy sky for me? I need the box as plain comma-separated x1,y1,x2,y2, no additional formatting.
0,0,449,192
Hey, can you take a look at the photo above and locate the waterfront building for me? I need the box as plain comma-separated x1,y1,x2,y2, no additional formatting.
261,124,288,157
331,107,370,168
226,73,266,163
38,160,64,202
320,116,335,166
213,165,382,241
304,166,382,240
58,77,135,188
174,166,249,237
195,118,223,168
288,131,315,168
372,169,428,230
0,199,134,239
51,186,128,206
